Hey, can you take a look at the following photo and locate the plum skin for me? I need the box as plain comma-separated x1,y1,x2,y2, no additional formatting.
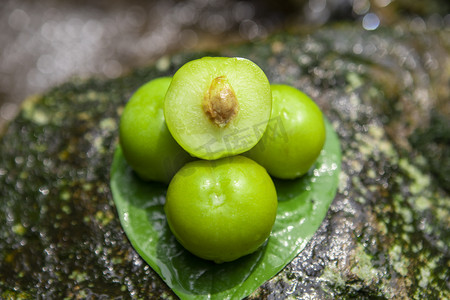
245,84,326,179
119,77,193,183
164,156,278,263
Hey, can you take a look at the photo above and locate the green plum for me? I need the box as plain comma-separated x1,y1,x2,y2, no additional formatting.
164,57,272,160
119,77,193,183
164,156,278,263
246,84,326,179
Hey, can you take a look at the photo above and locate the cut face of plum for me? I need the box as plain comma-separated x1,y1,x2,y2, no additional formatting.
164,57,272,160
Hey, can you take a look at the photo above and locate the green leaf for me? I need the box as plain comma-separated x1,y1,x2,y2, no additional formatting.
110,119,341,299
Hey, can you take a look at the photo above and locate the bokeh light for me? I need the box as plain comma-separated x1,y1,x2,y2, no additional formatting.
0,0,449,131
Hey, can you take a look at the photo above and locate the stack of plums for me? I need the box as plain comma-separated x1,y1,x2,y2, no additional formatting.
119,57,325,263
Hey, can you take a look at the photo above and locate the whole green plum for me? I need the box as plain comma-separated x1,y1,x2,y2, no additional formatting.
164,156,278,263
119,77,193,183
246,84,326,179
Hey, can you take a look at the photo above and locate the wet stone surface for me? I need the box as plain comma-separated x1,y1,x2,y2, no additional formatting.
0,24,449,299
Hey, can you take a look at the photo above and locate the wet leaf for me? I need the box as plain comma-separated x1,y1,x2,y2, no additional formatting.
110,119,341,299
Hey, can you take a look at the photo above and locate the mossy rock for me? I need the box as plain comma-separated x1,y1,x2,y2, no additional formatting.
1,24,449,299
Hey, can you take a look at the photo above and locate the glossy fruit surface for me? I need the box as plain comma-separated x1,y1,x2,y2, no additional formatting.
164,57,272,160
164,156,278,263
119,77,193,183
246,84,326,179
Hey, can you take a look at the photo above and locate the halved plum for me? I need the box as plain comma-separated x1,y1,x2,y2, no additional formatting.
164,57,272,160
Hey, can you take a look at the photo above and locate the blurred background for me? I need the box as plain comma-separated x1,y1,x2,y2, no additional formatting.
1,0,449,131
